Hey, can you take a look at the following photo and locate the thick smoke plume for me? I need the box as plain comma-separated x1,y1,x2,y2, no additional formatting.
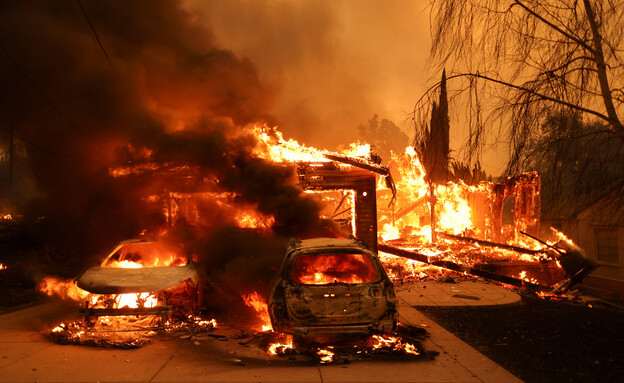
0,0,337,313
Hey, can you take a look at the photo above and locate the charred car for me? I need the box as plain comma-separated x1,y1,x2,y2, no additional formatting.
268,237,397,345
75,238,203,321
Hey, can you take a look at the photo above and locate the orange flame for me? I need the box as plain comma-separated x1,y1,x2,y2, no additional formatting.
268,340,294,355
291,253,379,285
38,276,159,309
241,291,272,331
38,277,91,302
371,334,420,355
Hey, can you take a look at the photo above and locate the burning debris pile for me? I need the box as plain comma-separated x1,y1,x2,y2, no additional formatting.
47,313,217,349
245,323,431,364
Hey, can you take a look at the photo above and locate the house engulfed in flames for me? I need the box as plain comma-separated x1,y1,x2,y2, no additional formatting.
38,125,595,352
151,126,592,295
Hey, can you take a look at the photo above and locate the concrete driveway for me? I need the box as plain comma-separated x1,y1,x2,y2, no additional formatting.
0,284,522,382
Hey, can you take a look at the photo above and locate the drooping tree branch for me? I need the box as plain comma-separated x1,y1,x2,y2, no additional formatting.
421,0,624,172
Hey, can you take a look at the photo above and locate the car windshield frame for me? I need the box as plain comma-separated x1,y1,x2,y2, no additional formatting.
287,250,381,285
100,240,188,268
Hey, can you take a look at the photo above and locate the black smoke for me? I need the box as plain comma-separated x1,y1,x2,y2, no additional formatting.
0,0,337,312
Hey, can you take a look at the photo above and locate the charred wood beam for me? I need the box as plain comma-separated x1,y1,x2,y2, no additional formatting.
321,153,397,205
520,231,563,255
322,153,390,176
378,243,550,291
438,232,545,256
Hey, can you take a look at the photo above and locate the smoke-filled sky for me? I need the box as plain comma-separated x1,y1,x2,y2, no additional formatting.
0,0,508,184
186,0,431,147
0,1,432,160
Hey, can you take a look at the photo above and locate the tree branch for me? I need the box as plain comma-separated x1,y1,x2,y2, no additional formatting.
513,0,597,55
444,72,613,125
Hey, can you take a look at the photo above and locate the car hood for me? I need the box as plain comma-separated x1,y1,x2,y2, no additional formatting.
76,264,199,294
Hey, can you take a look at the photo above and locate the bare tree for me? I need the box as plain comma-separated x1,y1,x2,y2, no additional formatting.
415,0,624,174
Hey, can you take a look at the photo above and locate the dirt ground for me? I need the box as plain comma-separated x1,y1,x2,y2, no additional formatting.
417,294,624,383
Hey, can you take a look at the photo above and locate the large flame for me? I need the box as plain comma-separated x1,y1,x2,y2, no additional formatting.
241,291,272,331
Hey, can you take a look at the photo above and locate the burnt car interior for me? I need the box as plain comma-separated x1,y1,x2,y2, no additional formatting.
289,253,380,285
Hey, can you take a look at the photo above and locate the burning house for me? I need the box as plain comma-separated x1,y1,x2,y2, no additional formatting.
33,123,600,353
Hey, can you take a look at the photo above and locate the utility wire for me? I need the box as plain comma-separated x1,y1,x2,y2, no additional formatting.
76,0,113,68
0,44,109,152
0,126,89,160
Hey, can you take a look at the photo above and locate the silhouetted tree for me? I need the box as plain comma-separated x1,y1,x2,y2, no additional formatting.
449,160,488,185
357,115,409,164
518,111,624,219
415,70,450,242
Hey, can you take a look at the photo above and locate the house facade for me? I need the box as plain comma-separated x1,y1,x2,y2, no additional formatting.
542,196,624,302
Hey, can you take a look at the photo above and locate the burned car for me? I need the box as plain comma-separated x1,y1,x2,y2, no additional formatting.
75,238,203,321
268,237,397,345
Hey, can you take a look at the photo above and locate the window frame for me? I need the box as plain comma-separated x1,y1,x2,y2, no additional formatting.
594,227,620,267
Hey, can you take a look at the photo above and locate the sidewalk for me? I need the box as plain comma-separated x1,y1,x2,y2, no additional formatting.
398,280,521,307
0,282,523,382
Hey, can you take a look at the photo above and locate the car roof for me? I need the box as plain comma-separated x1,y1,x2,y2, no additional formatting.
118,238,157,245
288,237,372,253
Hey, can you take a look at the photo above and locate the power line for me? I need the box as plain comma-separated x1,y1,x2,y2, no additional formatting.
0,126,89,160
0,44,109,153
76,0,113,68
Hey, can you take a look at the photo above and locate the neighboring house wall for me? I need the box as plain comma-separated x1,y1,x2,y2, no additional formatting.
542,201,624,302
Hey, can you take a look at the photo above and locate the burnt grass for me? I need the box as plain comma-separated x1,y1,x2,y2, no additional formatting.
417,294,624,383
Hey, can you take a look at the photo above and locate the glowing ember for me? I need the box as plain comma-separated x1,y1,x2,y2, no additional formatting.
187,315,218,329
371,334,421,356
117,293,158,309
317,347,335,363
268,340,294,356
48,316,158,348
241,292,272,331
47,311,218,349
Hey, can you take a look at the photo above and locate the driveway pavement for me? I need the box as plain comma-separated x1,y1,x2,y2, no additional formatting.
0,282,522,382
